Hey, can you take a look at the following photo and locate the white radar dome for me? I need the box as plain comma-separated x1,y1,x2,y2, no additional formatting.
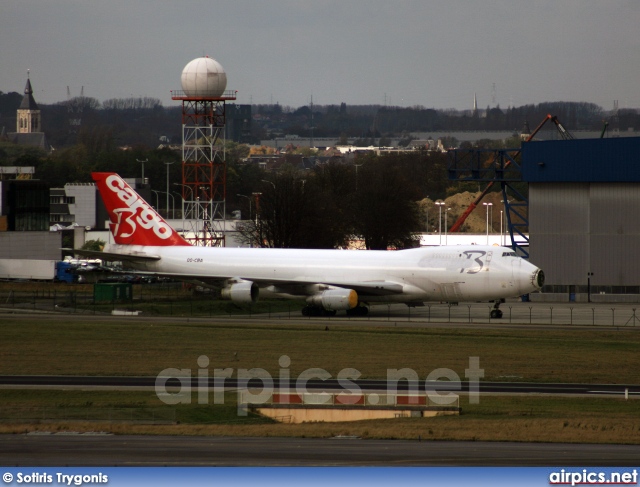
180,56,227,97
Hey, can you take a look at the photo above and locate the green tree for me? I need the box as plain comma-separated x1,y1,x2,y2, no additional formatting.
81,239,105,251
38,145,91,186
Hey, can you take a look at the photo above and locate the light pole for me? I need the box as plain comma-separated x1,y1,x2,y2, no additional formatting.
261,180,276,223
237,194,252,222
483,202,493,244
136,158,148,183
165,162,175,218
425,195,430,234
354,163,363,192
252,192,262,225
500,209,503,246
174,183,193,199
262,179,276,191
435,200,445,245
445,207,451,245
490,203,493,235
151,190,174,219
501,199,510,246
174,183,193,222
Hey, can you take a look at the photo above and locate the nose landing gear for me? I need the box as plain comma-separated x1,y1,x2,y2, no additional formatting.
490,300,504,319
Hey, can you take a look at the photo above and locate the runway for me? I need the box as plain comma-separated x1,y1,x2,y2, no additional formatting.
3,434,640,466
1,375,638,396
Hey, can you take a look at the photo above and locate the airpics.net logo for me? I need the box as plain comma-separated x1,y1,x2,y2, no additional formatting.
549,469,638,486
153,355,484,415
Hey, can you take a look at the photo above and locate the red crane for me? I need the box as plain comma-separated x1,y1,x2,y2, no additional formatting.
448,114,572,233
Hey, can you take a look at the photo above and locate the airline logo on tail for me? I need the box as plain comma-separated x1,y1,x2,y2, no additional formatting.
93,172,190,246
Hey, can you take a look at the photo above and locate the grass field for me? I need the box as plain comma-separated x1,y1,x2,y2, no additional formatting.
0,390,637,445
1,317,638,383
0,315,638,443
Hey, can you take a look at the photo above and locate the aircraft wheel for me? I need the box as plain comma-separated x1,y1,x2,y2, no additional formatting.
347,306,369,317
490,309,503,319
303,305,330,317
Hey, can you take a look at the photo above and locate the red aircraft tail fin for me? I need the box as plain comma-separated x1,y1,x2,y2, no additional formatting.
93,172,191,247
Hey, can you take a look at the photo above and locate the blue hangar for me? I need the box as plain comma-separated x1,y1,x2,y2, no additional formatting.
522,137,640,302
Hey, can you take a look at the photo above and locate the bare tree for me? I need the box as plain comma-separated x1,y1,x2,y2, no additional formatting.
352,155,421,250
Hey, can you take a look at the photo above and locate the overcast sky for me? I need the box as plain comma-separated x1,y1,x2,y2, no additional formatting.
2,1,640,111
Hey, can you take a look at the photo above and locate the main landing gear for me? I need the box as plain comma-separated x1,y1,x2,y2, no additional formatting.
490,300,504,319
346,305,369,317
300,304,369,317
302,305,336,317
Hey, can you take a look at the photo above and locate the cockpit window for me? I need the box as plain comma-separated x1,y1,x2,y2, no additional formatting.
502,252,517,257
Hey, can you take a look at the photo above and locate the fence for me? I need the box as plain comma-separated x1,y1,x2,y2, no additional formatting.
1,283,640,326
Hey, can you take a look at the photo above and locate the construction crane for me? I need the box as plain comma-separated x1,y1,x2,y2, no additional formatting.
448,114,572,233
600,121,609,138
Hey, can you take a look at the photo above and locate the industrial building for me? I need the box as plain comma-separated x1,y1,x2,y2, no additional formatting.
522,137,640,302
448,133,640,303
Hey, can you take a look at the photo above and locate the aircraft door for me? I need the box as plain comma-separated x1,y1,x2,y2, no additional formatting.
509,256,519,290
486,251,493,267
441,283,462,302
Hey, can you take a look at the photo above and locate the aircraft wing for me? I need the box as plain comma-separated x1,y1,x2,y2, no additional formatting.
69,248,161,262
250,277,406,297
312,280,404,296
70,246,405,297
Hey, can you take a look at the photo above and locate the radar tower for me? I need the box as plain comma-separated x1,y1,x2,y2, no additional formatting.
172,56,236,246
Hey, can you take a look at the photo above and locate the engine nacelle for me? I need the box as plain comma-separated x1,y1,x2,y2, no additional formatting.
220,280,259,304
307,289,358,311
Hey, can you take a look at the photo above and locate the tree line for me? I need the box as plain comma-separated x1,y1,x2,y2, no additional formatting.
1,90,630,151
0,131,460,250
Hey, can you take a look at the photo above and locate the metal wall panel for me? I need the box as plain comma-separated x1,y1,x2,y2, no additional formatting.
529,183,590,285
530,183,589,235
0,232,62,260
531,234,589,285
590,184,640,235
65,184,98,228
530,182,640,287
590,235,640,286
522,137,640,183
590,184,640,285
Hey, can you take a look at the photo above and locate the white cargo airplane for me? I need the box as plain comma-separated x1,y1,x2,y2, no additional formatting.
84,172,544,318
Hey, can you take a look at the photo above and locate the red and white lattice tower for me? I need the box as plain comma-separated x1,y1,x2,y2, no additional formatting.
172,56,236,246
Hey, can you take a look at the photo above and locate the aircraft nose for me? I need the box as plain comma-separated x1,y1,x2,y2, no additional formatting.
516,260,544,294
533,268,545,289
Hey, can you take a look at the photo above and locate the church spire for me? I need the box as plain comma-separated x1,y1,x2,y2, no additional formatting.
17,71,41,133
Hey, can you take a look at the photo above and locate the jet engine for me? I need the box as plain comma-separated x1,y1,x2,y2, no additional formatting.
306,289,358,311
220,280,259,304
